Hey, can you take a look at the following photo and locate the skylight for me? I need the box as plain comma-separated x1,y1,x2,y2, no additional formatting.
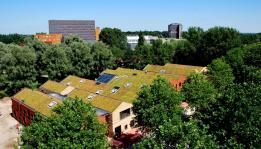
112,86,120,94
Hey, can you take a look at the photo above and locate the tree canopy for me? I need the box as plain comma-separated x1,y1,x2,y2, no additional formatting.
21,99,108,148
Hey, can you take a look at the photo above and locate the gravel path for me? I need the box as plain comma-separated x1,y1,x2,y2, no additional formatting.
0,97,20,149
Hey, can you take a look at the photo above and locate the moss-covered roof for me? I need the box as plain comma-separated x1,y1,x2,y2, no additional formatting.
144,63,205,76
40,80,67,94
13,88,62,116
68,89,122,113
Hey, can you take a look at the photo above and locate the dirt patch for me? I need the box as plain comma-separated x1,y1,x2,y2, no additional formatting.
0,97,20,149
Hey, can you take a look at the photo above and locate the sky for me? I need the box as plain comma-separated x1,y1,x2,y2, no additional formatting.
0,0,261,34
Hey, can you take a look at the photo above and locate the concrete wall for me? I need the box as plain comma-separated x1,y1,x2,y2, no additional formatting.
111,102,135,134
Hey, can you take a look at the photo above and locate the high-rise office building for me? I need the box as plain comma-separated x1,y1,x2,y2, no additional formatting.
49,20,96,41
168,23,182,39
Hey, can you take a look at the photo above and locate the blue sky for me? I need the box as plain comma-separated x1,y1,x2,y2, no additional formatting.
1,0,261,34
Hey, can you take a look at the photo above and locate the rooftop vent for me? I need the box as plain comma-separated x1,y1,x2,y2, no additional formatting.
112,86,120,94
66,82,71,86
48,101,57,108
124,82,133,88
95,90,103,95
160,69,166,74
87,94,96,100
80,79,85,83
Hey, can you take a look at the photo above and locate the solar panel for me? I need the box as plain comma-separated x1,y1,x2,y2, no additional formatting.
96,73,115,84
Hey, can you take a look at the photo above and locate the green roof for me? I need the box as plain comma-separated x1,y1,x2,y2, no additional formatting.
13,88,62,116
40,80,67,94
68,89,122,113
144,64,205,76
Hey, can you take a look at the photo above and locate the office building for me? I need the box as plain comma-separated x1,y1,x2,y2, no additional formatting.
168,23,182,39
49,20,96,42
127,35,158,50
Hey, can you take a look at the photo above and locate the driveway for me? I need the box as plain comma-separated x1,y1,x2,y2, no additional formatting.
0,97,20,149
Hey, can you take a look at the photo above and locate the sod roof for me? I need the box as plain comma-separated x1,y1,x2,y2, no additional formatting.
13,88,62,116
144,64,205,76
40,80,67,94
68,89,122,113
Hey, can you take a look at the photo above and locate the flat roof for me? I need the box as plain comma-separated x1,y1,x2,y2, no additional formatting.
143,64,205,76
40,80,68,94
68,89,122,113
13,88,62,116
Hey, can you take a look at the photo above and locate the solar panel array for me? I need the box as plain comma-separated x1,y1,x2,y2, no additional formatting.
96,73,115,84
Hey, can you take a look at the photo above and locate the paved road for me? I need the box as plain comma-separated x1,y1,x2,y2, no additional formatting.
0,97,20,149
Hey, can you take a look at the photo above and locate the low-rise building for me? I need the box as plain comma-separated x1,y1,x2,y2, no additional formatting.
34,34,63,44
11,64,206,137
127,35,158,50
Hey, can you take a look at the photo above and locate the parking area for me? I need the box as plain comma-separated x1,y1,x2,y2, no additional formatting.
0,97,20,149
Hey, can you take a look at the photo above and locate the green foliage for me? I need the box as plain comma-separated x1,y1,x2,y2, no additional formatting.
0,44,37,94
133,77,219,148
0,34,30,44
225,43,261,83
133,77,183,128
200,27,241,65
41,45,71,80
207,58,235,89
21,99,108,149
99,28,127,50
137,32,145,48
64,41,93,77
91,42,115,77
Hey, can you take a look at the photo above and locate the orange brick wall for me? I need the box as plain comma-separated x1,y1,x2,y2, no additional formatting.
171,76,187,91
35,34,63,44
95,27,101,41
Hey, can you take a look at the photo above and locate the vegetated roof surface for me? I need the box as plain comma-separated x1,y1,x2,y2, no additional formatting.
40,80,67,94
144,63,205,76
15,64,204,116
68,89,122,113
13,88,62,116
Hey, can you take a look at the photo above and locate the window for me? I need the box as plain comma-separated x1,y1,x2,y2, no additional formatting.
179,82,182,87
120,108,131,120
125,125,128,130
130,120,135,128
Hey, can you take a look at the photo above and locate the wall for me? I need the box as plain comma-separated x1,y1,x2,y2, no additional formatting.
111,102,135,135
11,98,35,126
171,76,187,91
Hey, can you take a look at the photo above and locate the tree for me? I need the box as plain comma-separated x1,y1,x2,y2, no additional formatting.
137,32,145,48
133,77,219,148
184,27,204,49
0,44,38,94
99,28,127,50
64,39,93,77
41,44,71,80
172,40,196,65
207,58,235,89
200,27,241,65
21,99,108,148
91,42,115,77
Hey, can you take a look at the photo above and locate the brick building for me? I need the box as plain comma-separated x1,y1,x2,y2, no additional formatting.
11,64,206,137
34,34,63,44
